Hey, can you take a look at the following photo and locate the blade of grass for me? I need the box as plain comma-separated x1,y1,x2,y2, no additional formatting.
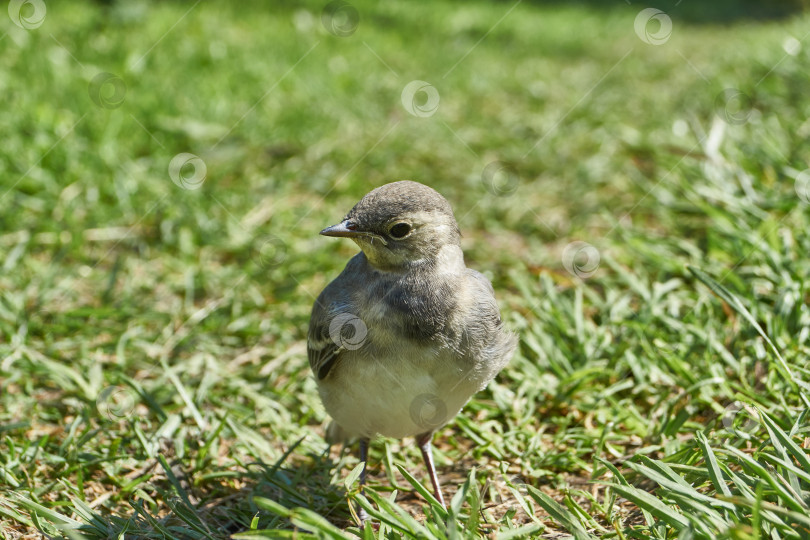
687,266,810,407
599,483,689,530
695,431,732,498
758,407,810,472
526,486,598,540
496,523,545,539
395,464,449,519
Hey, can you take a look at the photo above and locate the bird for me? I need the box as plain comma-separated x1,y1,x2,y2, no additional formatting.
307,180,516,514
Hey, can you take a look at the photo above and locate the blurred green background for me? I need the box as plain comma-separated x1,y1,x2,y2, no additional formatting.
2,0,810,538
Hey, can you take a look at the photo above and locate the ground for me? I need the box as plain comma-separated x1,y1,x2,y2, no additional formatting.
1,0,810,538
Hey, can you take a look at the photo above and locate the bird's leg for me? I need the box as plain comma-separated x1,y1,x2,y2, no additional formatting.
357,437,370,524
416,431,446,508
359,437,369,489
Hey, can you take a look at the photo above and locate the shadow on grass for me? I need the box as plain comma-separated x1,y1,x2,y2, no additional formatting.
72,442,352,539
532,0,807,23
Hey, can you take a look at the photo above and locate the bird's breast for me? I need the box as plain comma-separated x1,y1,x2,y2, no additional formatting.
353,275,461,347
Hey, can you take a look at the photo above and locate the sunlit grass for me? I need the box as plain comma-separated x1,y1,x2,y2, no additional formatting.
1,0,809,538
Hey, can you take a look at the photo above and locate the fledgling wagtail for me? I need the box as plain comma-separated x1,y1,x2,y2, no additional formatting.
307,180,516,513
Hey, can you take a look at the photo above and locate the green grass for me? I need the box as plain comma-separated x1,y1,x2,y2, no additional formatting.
2,0,810,538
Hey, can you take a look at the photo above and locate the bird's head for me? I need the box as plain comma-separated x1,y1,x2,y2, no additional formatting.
320,181,461,271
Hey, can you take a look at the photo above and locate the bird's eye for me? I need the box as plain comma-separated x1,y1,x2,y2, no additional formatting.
388,222,411,239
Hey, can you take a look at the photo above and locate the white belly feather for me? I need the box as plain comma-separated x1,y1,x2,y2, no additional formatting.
318,343,481,439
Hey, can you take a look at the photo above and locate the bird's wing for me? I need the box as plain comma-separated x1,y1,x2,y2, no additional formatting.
308,254,369,380
307,299,344,380
308,270,361,380
465,269,499,319
462,269,517,372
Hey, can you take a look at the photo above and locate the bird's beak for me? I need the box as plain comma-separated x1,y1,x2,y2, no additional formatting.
320,220,361,238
